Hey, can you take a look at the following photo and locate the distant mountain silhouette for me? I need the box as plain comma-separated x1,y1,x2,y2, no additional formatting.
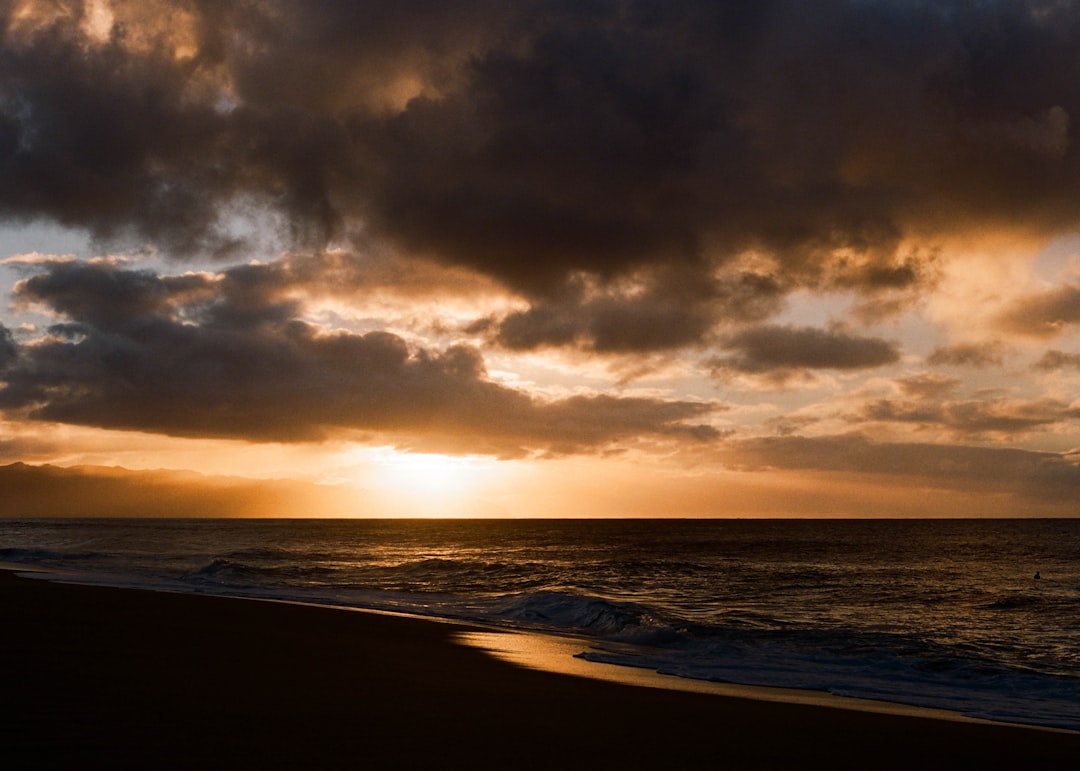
0,463,362,518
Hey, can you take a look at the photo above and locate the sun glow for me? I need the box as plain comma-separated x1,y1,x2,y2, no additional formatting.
352,448,508,517
376,452,480,495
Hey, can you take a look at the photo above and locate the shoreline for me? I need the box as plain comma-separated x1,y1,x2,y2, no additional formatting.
11,564,1074,734
455,629,1072,732
3,569,1078,769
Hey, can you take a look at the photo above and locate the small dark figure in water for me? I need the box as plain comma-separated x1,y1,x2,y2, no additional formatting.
1034,571,1041,580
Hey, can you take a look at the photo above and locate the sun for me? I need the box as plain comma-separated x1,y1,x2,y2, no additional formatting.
329,447,509,517
376,452,484,498
328,445,519,516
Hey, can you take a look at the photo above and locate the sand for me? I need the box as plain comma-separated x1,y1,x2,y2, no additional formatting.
2,569,1077,769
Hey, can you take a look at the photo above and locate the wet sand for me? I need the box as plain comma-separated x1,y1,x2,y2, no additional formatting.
2,570,1076,769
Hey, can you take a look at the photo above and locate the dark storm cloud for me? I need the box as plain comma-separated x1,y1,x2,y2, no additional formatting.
926,342,1006,368
0,4,240,256
856,396,1080,438
728,433,1080,501
352,0,1080,295
895,373,961,400
1034,349,1080,371
711,324,900,376
996,284,1080,338
4,0,1080,350
0,323,16,368
482,268,783,353
0,260,718,453
0,0,509,256
494,298,714,353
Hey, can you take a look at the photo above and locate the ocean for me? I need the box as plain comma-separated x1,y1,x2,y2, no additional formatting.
2,517,1077,731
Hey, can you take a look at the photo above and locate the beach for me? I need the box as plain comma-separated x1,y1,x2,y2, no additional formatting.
2,570,1077,769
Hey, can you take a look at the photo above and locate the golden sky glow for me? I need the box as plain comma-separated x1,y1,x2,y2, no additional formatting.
2,1,1080,517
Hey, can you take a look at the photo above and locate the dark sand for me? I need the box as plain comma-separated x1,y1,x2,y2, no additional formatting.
3,570,1077,769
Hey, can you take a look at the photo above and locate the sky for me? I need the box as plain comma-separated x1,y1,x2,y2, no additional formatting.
2,0,1080,517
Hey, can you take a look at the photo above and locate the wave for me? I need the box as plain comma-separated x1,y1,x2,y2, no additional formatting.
575,625,1080,732
186,558,337,586
979,588,1079,616
983,595,1043,611
0,546,101,563
489,590,683,644
222,546,360,563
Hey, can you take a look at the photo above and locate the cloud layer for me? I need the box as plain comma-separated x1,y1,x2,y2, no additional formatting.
3,1,1080,350
2,1,1080,512
714,325,900,376
0,259,718,455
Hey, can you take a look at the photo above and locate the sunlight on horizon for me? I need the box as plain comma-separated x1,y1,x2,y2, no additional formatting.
347,448,510,517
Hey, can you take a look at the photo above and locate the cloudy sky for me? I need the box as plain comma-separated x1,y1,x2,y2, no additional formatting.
2,0,1080,517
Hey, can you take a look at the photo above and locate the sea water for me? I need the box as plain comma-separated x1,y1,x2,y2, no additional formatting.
1,518,1077,730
